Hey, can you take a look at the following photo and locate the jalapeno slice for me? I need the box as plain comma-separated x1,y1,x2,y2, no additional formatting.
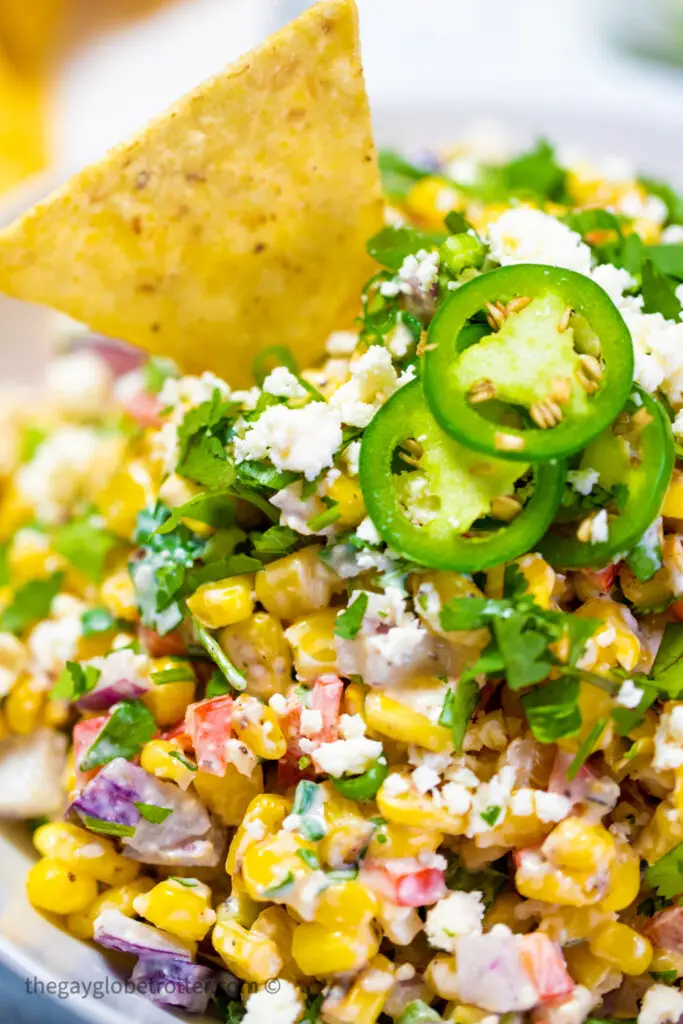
360,379,566,572
538,388,674,569
423,264,634,461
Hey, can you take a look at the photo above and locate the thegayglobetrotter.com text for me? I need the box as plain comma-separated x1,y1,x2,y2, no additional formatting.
24,974,280,1001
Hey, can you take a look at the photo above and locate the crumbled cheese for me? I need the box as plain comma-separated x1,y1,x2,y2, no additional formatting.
231,386,261,410
29,607,83,678
313,737,383,777
234,403,342,480
619,191,668,225
394,963,416,983
381,249,440,298
45,351,112,418
388,319,415,358
382,773,410,797
300,708,323,738
567,467,600,496
638,984,683,1024
244,819,266,840
268,694,288,715
539,985,594,1024
271,481,329,537
425,890,485,951
588,508,609,545
158,371,230,410
663,225,683,244
338,713,366,739
616,679,645,709
225,738,259,778
467,765,516,836
533,790,572,823
441,781,473,815
591,264,638,307
262,366,307,400
356,516,382,546
344,440,361,476
86,648,149,697
325,330,358,356
487,207,592,276
412,764,441,795
654,705,683,770
17,427,102,524
360,968,395,993
329,346,402,428
242,980,303,1024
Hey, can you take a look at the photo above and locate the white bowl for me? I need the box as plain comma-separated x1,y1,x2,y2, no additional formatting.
0,105,678,1023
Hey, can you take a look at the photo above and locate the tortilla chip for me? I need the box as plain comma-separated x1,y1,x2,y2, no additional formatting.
0,0,383,383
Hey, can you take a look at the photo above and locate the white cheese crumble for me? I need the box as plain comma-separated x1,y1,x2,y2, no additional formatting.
344,439,361,476
268,693,288,715
338,713,367,739
567,467,600,496
329,346,405,428
663,225,683,244
388,319,415,358
616,679,645,709
17,427,102,524
312,738,383,777
412,764,441,795
45,351,113,418
242,980,303,1024
300,708,323,738
638,985,683,1024
325,330,358,356
425,890,485,951
381,249,440,298
381,773,410,797
262,366,307,400
234,403,342,480
356,516,382,546
487,207,593,276
588,508,609,545
654,704,683,770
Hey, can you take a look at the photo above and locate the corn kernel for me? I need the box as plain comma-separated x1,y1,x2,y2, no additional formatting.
140,738,196,789
663,468,683,519
377,771,466,835
232,694,287,759
187,575,254,629
425,954,459,999
134,877,216,942
576,598,640,672
405,177,462,229
285,609,339,681
542,818,615,875
97,459,156,539
194,762,264,827
27,857,98,915
517,553,556,609
66,878,155,940
515,851,598,908
343,681,366,717
314,881,378,929
33,822,140,886
251,906,305,981
485,892,529,933
323,954,394,1024
213,918,283,982
367,822,443,860
100,571,138,621
292,920,380,976
5,674,45,734
365,692,452,752
254,546,340,622
8,528,64,585
564,943,613,989
0,632,27,697
219,612,292,701
588,921,652,975
600,845,640,912
242,832,315,903
227,793,291,875
324,473,366,528
142,657,196,726
636,801,683,864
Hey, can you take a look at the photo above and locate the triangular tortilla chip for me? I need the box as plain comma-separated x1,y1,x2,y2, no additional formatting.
0,0,383,383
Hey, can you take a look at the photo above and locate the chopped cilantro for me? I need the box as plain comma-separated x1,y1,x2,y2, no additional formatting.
443,852,507,909
50,660,101,702
53,516,118,582
0,572,64,635
334,592,369,640
646,842,683,899
566,718,607,780
366,225,446,271
262,871,295,899
480,806,501,828
235,459,298,495
439,678,479,753
168,750,197,772
156,492,237,535
250,525,299,558
611,682,657,737
627,521,664,582
298,755,311,770
150,664,195,685
297,849,321,870
522,675,582,744
181,554,261,597
641,259,682,321
81,815,136,838
192,620,247,692
206,670,232,698
650,970,678,984
650,623,683,698
378,149,430,198
79,699,157,771
133,802,173,824
81,607,118,636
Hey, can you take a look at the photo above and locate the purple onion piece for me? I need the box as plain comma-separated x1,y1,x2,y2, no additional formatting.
93,910,193,961
131,957,218,1013
76,679,149,711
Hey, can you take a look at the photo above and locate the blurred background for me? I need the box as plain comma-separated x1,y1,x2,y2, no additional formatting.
0,0,683,1019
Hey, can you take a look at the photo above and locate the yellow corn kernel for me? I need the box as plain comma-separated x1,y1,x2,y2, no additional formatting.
663,468,683,518
241,832,315,903
141,657,196,726
589,921,652,976
187,575,254,629
412,570,488,647
0,632,27,692
314,881,378,930
636,801,683,864
515,854,598,908
285,609,339,681
227,793,291,876
100,571,139,621
219,612,292,701
556,680,614,754
321,819,375,869
542,818,615,875
365,692,452,752
323,955,394,1024
212,918,283,982
0,707,8,741
600,845,641,911
576,598,640,672
0,482,33,542
539,904,614,945
517,553,556,609
446,1006,496,1024
97,459,156,539
194,762,264,827
251,906,305,981
405,177,462,228
133,877,216,942
33,822,140,886
343,681,366,717
232,694,287,759
292,920,380,976
5,674,45,734
650,950,683,979
324,473,366,528
426,954,459,1000
26,858,98,915
254,545,341,622
66,878,155,940
8,528,64,585
485,892,529,933
564,943,614,989
377,771,466,835
140,738,196,789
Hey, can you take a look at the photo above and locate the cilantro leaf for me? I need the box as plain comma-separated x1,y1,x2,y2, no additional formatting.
444,852,507,909
79,699,157,771
53,517,118,582
0,572,64,635
641,259,682,320
439,677,479,753
81,607,118,636
234,459,298,496
444,210,471,234
50,660,101,701
192,620,247,692
522,675,581,743
206,670,231,698
250,525,298,559
334,592,369,640
567,718,608,780
156,492,236,535
646,842,683,899
178,434,235,489
494,614,552,690
647,244,683,282
81,816,136,838
133,802,173,824
367,225,446,271
378,149,430,198
481,805,501,827
180,555,262,596
611,682,657,736
651,623,683,698
503,139,567,201
626,521,663,582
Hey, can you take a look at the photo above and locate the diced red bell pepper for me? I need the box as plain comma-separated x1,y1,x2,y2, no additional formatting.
138,625,188,658
672,600,683,623
361,860,446,906
310,675,343,741
184,695,234,776
579,563,619,593
519,933,574,1001
73,716,108,789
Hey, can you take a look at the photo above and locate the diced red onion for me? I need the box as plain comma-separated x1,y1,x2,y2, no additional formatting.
131,957,217,1013
93,910,192,960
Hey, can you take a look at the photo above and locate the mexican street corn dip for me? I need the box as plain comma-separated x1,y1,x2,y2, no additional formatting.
3,133,683,1024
